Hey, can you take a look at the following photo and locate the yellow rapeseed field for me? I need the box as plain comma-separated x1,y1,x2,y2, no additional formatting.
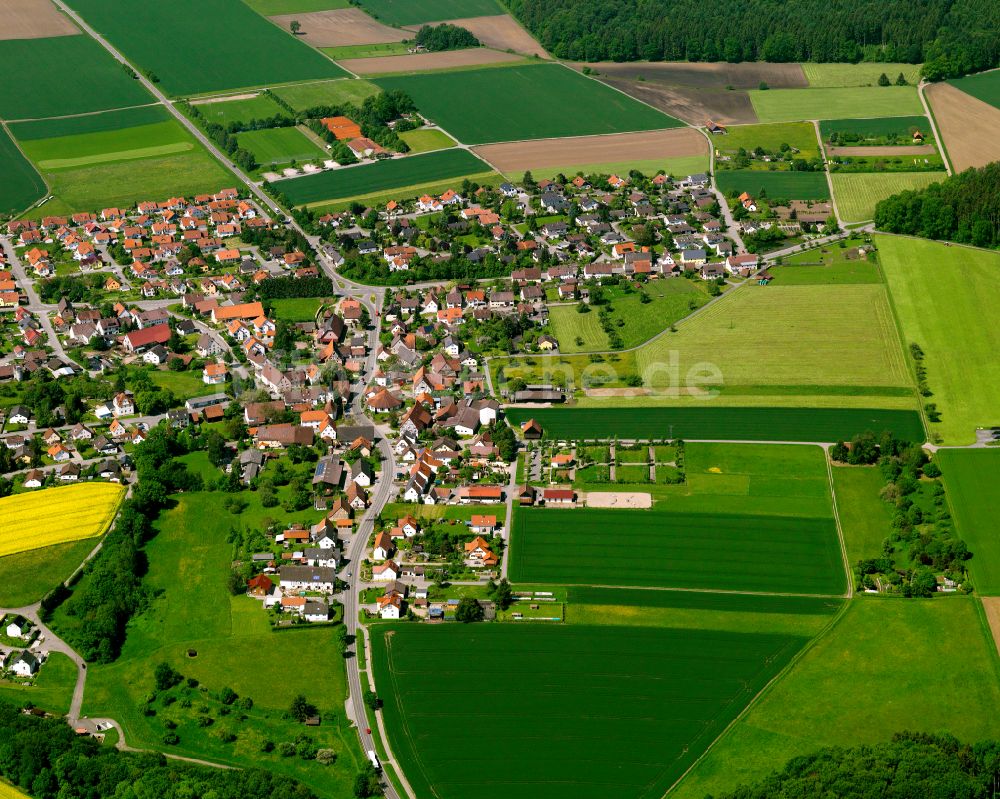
0,483,125,558
0,782,32,799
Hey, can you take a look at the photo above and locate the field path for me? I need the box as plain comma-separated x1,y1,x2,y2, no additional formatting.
812,119,842,225
918,80,953,175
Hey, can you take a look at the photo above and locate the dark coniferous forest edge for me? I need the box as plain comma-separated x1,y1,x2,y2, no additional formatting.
505,0,999,79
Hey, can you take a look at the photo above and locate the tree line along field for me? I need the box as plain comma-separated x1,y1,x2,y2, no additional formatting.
948,69,1000,110
372,623,809,799
831,172,943,222
0,127,46,217
504,407,925,443
510,506,845,595
69,0,347,96
671,598,1000,799
375,63,683,145
937,449,1000,594
877,235,1000,445
748,86,923,123
358,0,502,25
716,170,829,200
0,36,152,120
278,148,490,205
0,539,99,608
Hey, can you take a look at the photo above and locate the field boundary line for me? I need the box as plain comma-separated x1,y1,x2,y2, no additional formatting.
502,580,846,600
664,597,852,798
824,446,854,598
4,102,163,125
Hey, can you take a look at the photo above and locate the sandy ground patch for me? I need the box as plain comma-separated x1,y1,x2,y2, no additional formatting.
270,8,406,47
405,14,547,58
925,82,1000,172
826,144,938,157
342,47,522,75
190,92,260,105
0,0,79,39
585,491,653,509
982,597,1000,657
473,128,708,173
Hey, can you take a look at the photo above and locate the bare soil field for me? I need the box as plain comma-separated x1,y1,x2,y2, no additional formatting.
925,82,1000,171
584,491,653,509
601,80,758,125
405,14,547,57
190,92,259,105
342,47,522,75
826,144,938,156
577,61,808,90
270,8,406,47
982,597,1000,657
0,0,79,39
474,127,707,172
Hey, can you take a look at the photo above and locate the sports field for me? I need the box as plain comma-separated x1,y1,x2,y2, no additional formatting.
397,128,457,153
0,483,124,558
277,148,489,204
0,36,152,119
877,234,1000,444
819,115,932,142
70,0,347,95
548,278,710,353
510,506,845,594
504,407,925,443
673,597,1000,799
937,449,1000,594
372,623,808,799
358,0,501,25
715,121,820,160
0,127,45,216
271,79,381,111
375,64,682,144
802,63,922,88
748,86,923,123
238,126,326,167
716,169,829,200
831,171,942,222
194,94,288,126
949,69,1000,110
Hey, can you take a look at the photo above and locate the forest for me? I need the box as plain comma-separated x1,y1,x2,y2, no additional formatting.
873,162,1000,248
718,732,1000,798
506,0,999,77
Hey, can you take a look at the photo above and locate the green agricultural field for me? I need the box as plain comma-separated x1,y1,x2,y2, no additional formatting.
802,63,922,88
39,150,234,213
358,0,501,25
17,119,196,171
320,42,412,60
510,506,845,594
937,450,1000,594
501,283,911,403
194,94,288,126
0,128,45,217
831,172,943,222
0,653,77,716
504,407,925,443
0,539,96,607
243,0,349,13
278,148,488,204
949,69,1000,110
673,597,1000,799
9,106,169,139
769,242,881,285
715,121,820,160
310,172,501,212
878,234,1000,444
270,296,326,322
397,127,456,153
716,169,829,200
73,488,363,798
376,63,682,144
70,0,347,96
372,623,808,799
819,115,932,142
238,126,327,167
548,279,710,353
0,37,152,120
272,79,381,111
749,86,923,123
831,466,892,568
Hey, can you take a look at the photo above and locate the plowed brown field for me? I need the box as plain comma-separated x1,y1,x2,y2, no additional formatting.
271,8,406,47
926,82,1000,171
405,14,547,58
473,127,707,172
0,0,79,39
